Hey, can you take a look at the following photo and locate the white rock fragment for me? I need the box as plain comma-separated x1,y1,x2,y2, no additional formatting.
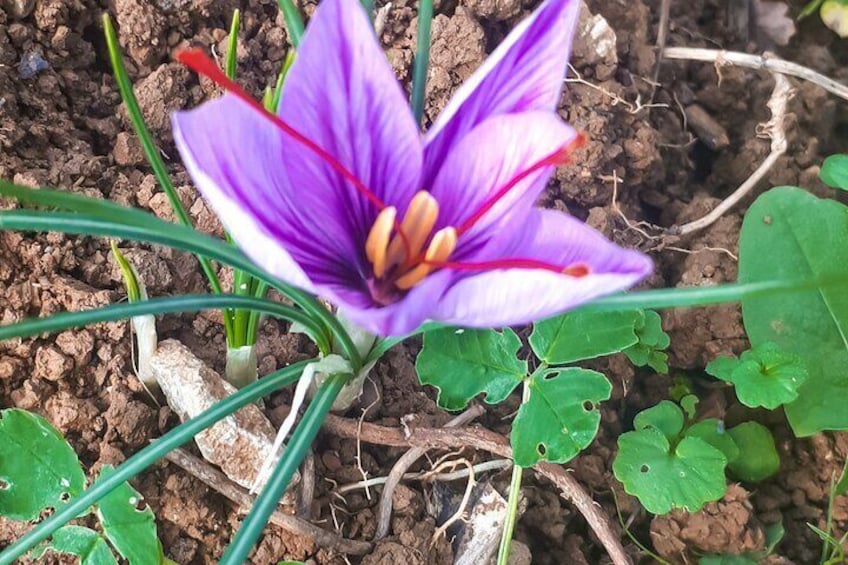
573,1,618,68
149,339,298,497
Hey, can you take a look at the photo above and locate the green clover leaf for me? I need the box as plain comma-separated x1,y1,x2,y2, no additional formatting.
726,422,780,482
613,426,727,514
511,368,611,467
707,343,808,409
32,526,118,565
416,327,526,410
624,311,670,373
529,310,642,364
97,465,163,565
0,409,86,520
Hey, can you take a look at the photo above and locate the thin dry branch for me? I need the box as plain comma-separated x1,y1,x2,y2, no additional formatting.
663,47,848,101
374,405,484,540
164,448,373,555
323,415,632,565
671,72,793,236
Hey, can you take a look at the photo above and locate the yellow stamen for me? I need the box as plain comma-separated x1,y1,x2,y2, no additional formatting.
395,227,457,290
365,206,396,278
386,191,439,268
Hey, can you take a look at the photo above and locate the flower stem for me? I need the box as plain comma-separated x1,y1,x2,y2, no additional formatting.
411,0,433,125
0,360,312,565
496,463,524,565
219,373,347,564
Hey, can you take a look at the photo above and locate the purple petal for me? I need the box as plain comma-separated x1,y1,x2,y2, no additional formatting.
329,270,456,336
432,210,653,327
173,95,359,291
428,112,577,250
423,0,580,182
278,0,423,241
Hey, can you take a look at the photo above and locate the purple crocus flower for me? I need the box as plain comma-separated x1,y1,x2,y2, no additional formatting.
171,0,652,336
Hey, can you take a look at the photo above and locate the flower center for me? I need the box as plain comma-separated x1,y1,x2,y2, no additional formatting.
365,190,457,295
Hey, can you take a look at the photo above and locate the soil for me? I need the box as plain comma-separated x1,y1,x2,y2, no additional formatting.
1,0,848,563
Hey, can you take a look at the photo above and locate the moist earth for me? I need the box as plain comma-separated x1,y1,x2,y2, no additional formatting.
1,0,847,563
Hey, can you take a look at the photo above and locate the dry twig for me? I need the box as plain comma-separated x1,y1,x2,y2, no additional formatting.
671,72,793,236
374,405,484,540
323,415,632,565
164,448,372,555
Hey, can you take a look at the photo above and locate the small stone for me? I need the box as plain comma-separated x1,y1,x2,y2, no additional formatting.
34,346,73,382
113,132,145,166
19,51,49,79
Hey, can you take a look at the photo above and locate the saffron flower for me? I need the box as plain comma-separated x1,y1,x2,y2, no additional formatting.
171,0,652,336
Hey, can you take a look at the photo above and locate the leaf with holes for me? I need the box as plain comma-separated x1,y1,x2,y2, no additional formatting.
511,368,611,467
97,466,163,565
739,187,848,435
613,426,727,514
726,422,780,482
416,327,526,411
0,409,86,521
820,154,848,191
707,343,808,409
633,400,684,441
32,526,118,565
528,310,643,364
624,311,670,373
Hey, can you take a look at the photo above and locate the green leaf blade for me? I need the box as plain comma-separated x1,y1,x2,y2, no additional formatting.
726,422,780,482
511,368,611,467
820,154,848,191
739,186,848,435
529,310,642,364
33,526,118,565
633,400,684,441
416,328,526,411
0,409,86,521
97,466,162,565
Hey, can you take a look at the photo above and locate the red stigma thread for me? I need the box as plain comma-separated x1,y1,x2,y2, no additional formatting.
455,132,588,236
424,259,591,277
177,49,412,259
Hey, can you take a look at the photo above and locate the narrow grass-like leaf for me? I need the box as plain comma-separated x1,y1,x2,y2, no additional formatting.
0,206,359,366
102,15,228,318
411,0,433,125
0,360,312,565
0,294,328,354
110,243,141,302
225,9,240,80
277,0,305,46
218,374,346,565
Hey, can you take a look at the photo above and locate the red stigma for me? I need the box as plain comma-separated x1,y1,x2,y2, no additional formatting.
424,258,591,277
455,131,588,237
176,48,412,259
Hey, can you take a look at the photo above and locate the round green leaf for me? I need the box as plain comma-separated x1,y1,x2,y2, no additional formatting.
529,310,642,364
97,465,163,565
0,409,86,520
739,187,848,435
511,369,611,467
613,427,728,514
633,400,684,441
727,422,780,482
707,343,807,409
416,328,526,411
820,154,848,191
699,556,758,565
687,419,740,463
738,344,808,409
